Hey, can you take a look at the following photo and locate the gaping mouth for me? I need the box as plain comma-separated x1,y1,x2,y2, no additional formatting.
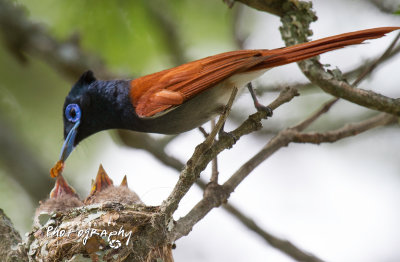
59,120,80,162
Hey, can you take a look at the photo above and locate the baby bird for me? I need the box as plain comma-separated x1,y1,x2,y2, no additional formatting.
84,164,142,205
34,175,83,226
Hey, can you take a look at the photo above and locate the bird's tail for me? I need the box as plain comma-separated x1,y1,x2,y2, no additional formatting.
253,27,400,70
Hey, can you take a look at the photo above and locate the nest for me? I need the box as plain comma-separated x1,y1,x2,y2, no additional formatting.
27,203,172,262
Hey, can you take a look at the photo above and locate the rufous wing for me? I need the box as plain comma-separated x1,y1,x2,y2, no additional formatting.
130,50,267,117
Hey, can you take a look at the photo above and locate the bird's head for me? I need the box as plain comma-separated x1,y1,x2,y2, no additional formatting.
59,70,134,163
60,70,96,162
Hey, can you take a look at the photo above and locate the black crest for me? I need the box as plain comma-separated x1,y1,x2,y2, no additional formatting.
76,70,96,86
68,70,97,99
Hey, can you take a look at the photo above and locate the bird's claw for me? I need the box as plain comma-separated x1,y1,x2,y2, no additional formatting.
255,103,273,119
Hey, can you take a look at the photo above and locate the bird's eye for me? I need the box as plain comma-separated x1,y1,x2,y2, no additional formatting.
65,104,81,123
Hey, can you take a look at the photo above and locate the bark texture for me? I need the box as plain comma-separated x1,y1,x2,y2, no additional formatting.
0,209,28,262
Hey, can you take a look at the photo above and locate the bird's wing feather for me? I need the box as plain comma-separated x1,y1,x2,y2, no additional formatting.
130,50,267,117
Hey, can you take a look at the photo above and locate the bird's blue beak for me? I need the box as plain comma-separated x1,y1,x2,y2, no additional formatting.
59,120,80,162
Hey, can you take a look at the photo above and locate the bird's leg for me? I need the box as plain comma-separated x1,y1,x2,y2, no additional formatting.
198,126,209,137
205,87,238,144
247,82,273,118
217,109,238,144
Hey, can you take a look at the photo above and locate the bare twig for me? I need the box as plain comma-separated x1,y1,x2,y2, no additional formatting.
352,32,400,87
164,87,296,219
345,43,400,81
198,127,209,138
292,113,397,144
160,87,239,218
194,177,323,262
292,98,339,131
173,112,396,244
210,119,219,184
168,87,298,238
206,88,238,146
223,204,324,262
235,0,288,16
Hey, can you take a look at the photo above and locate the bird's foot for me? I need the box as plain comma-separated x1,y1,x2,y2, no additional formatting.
247,82,273,119
254,102,273,119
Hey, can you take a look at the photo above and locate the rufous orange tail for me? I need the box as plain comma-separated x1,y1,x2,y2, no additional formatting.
253,27,400,70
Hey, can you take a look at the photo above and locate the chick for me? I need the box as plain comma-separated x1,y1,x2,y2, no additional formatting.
84,164,142,205
34,175,83,226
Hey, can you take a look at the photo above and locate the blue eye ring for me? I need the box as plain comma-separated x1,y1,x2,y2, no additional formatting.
65,104,81,123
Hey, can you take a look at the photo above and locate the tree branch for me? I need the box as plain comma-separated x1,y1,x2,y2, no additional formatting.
234,0,290,16
119,119,321,261
170,23,398,247
223,204,324,262
292,113,397,144
0,209,27,262
0,0,114,80
278,2,400,116
160,87,240,218
172,110,396,245
167,87,298,236
209,119,220,184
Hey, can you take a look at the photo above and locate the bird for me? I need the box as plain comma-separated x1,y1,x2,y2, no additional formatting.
55,27,399,167
34,175,83,226
84,164,143,205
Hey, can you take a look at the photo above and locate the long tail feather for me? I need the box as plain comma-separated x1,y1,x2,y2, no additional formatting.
252,27,400,70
